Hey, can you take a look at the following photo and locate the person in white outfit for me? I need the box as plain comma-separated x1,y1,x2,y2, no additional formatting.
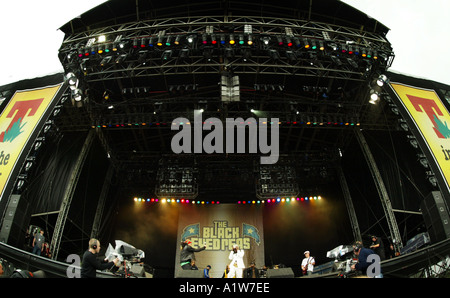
228,244,245,278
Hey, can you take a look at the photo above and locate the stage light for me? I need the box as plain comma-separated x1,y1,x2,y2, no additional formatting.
97,35,106,43
148,37,154,47
66,72,78,90
140,38,147,48
247,35,253,45
369,89,379,104
133,39,139,48
187,35,195,43
162,50,173,60
311,40,317,50
73,88,83,102
211,34,217,44
100,56,112,66
277,35,283,46
262,36,270,45
220,35,226,44
376,74,388,86
174,36,180,45
294,37,301,47
319,41,325,51
229,34,235,45
303,38,310,49
239,35,244,45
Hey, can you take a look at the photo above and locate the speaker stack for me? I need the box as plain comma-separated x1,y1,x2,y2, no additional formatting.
266,267,295,278
175,270,205,278
420,191,450,243
0,195,29,246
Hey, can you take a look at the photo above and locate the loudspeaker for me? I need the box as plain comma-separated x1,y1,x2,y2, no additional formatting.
176,270,204,278
421,191,450,243
0,195,28,245
266,268,294,278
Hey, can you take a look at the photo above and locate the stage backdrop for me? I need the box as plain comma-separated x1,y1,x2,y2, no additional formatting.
174,204,264,278
389,83,450,195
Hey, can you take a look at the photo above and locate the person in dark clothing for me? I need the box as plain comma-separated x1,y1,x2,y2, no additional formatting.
351,243,382,277
180,239,206,270
370,235,386,261
244,262,260,278
81,238,119,278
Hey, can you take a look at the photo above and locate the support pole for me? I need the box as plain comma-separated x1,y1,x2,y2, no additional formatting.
337,165,362,243
50,130,95,260
355,129,403,251
90,164,114,238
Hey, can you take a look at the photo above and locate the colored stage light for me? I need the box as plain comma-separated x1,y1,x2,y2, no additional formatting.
303,38,310,49
319,41,325,51
229,34,235,45
239,35,244,45
277,36,283,46
247,35,253,45
211,34,217,44
202,34,208,44
174,36,180,45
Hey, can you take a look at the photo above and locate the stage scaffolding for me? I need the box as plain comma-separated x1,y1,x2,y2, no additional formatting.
50,130,95,260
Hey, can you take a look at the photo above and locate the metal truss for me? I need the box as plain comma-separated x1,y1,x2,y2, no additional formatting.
59,15,393,85
61,15,391,48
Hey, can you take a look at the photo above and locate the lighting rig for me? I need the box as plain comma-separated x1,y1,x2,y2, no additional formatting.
58,16,394,131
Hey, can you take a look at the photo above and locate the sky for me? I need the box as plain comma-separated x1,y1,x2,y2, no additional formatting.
0,0,449,87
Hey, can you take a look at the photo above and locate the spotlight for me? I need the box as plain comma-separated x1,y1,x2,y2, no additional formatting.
165,36,172,46
187,35,195,43
66,73,78,90
376,74,388,87
97,35,106,43
369,89,379,104
162,50,173,60
229,34,235,45
72,89,83,102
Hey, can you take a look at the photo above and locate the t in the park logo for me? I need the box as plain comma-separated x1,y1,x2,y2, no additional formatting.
407,94,450,139
0,98,44,143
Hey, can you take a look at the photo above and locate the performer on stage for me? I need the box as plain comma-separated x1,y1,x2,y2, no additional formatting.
301,250,315,276
180,239,206,270
227,244,245,278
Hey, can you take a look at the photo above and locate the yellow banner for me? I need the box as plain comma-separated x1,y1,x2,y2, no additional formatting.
390,83,450,191
0,84,62,200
